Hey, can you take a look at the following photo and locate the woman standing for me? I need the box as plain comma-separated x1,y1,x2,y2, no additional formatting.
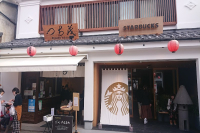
140,86,152,124
9,87,22,133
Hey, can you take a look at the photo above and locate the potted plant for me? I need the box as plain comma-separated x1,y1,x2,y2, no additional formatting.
157,94,170,122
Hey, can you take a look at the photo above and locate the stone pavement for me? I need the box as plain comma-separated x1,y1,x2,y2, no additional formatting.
1,120,199,133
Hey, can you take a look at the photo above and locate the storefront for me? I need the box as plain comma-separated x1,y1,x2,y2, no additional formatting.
92,60,197,126
0,15,200,131
0,53,86,124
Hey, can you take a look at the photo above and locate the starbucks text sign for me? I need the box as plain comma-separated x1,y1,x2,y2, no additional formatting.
119,17,163,37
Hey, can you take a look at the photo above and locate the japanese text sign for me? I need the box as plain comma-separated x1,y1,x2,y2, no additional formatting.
52,116,73,133
73,93,79,111
43,23,79,42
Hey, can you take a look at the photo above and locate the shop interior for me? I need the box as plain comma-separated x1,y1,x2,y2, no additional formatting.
93,60,198,128
21,72,84,124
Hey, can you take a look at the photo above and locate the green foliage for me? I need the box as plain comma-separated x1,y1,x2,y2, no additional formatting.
157,94,170,112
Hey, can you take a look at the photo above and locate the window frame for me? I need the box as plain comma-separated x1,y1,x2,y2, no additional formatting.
39,0,177,34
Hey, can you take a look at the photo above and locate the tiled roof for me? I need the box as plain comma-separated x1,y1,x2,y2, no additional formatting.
0,28,200,49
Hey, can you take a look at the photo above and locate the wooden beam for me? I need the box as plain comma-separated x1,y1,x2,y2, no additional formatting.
93,63,100,127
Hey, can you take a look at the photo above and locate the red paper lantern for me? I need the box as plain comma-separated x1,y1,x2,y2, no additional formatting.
69,45,78,56
168,40,179,53
158,76,161,79
114,44,124,55
27,46,36,57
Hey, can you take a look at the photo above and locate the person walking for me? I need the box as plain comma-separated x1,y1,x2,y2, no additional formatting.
7,87,22,133
140,86,152,124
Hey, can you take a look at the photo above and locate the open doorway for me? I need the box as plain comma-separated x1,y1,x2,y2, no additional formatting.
94,60,198,131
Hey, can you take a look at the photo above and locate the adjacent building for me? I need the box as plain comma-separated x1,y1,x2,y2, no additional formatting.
0,0,18,42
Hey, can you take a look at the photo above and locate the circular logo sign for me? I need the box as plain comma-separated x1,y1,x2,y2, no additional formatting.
104,82,129,116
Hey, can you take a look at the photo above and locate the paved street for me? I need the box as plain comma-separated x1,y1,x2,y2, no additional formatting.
1,120,199,133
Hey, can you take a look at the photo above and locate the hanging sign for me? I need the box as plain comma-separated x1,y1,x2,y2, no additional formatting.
119,17,163,37
52,116,73,133
43,23,79,42
73,93,79,111
100,70,130,126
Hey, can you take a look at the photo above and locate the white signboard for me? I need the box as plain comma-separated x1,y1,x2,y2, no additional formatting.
100,70,130,126
51,108,54,116
74,97,78,106
24,90,33,96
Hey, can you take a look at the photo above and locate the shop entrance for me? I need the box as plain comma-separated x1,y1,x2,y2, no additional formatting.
94,60,198,128
20,71,85,124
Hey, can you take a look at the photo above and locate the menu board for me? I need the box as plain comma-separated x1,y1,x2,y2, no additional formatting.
52,116,73,133
73,93,79,111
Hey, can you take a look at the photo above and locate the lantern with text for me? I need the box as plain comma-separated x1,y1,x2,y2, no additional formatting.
114,44,124,55
27,46,36,57
69,45,78,56
168,40,179,53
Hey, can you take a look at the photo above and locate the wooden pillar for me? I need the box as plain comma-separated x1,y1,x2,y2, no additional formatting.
93,63,100,127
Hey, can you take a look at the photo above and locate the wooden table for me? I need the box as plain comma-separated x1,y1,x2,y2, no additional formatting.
158,112,169,122
60,106,75,127
60,106,74,115
159,112,169,114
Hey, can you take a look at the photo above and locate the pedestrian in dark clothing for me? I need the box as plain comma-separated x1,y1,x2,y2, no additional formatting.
61,84,70,102
140,86,152,124
7,87,22,133
167,94,177,125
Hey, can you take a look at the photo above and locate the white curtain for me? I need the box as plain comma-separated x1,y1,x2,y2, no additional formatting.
120,1,135,20
72,6,86,29
140,0,157,18
100,69,130,126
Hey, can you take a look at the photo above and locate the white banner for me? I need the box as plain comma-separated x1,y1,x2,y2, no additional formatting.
100,70,130,126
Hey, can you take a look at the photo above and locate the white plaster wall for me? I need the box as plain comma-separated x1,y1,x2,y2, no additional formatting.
1,72,21,102
15,0,200,39
84,60,94,121
83,46,200,122
176,0,200,29
16,0,40,39
0,39,200,56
